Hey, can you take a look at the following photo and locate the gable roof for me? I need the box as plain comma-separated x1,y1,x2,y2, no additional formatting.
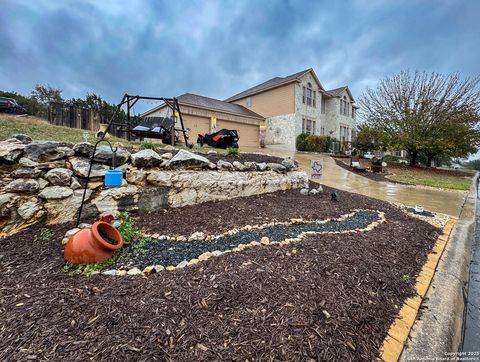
141,93,264,119
326,86,355,102
225,68,325,102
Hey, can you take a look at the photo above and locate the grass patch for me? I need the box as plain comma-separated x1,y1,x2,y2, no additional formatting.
0,115,140,147
386,167,473,191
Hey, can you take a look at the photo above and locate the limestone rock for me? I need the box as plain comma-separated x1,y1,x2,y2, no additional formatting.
317,185,323,193
0,140,25,163
127,267,142,275
243,161,258,171
91,185,139,216
146,171,172,187
38,178,49,190
165,149,210,169
69,157,110,178
45,168,73,186
102,270,117,276
300,188,309,195
11,134,32,144
18,157,39,167
73,142,93,157
44,189,92,224
131,149,162,167
94,146,130,166
39,186,73,200
24,141,74,162
207,150,217,154
78,223,91,229
12,168,42,179
176,260,189,269
207,162,217,170
5,179,39,193
126,169,147,185
232,161,246,171
217,160,234,171
143,266,156,274
267,163,287,174
256,162,267,171
163,145,176,151
310,189,319,195
70,177,82,190
281,157,297,171
188,231,206,241
260,236,270,245
17,199,43,220
160,152,173,160
36,160,67,170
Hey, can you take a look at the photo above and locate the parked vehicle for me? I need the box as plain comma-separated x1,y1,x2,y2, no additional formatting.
200,129,239,149
363,151,374,160
0,97,26,114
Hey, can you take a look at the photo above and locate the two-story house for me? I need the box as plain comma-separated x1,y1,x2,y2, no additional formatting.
226,68,357,149
141,68,357,150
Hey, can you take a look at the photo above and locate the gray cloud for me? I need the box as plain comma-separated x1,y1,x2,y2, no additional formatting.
1,0,479,112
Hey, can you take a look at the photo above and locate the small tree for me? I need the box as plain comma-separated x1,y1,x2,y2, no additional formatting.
359,71,480,166
354,125,391,153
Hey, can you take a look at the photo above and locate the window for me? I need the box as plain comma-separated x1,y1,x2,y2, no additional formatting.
340,96,350,116
321,98,326,114
321,127,325,136
351,106,355,119
313,91,316,108
302,118,314,134
302,87,306,104
306,82,313,106
246,97,251,108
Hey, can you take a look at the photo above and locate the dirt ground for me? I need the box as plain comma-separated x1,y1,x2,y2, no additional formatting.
0,185,439,361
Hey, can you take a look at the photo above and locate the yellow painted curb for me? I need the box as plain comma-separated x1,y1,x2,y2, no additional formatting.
379,218,456,361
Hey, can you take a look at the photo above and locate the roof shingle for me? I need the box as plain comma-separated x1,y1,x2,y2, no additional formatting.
225,69,312,102
176,93,263,118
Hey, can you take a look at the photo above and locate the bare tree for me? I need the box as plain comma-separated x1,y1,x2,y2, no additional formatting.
359,71,480,166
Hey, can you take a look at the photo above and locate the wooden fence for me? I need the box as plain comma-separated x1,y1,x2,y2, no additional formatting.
47,102,126,139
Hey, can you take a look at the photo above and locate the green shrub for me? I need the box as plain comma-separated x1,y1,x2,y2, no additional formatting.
227,146,239,157
296,133,332,153
139,140,157,150
118,211,142,244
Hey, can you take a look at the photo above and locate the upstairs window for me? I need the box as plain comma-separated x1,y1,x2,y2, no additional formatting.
313,91,316,108
306,82,313,106
302,86,306,104
321,98,326,114
351,106,355,118
340,96,350,116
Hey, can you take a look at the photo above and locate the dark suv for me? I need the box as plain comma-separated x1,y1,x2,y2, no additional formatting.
0,97,26,114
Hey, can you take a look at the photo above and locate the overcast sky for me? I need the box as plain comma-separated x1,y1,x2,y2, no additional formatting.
1,0,479,112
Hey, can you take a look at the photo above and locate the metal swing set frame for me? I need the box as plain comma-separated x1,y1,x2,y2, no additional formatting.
75,93,190,227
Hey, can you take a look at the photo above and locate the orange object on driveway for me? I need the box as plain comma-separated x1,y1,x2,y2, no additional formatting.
64,221,123,264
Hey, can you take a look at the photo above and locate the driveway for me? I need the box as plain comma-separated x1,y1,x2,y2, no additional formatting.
247,145,468,217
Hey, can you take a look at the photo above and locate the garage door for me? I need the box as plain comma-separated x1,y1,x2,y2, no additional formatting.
217,119,259,148
182,115,210,144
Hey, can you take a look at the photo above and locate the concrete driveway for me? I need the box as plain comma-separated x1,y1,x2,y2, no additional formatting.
248,145,468,217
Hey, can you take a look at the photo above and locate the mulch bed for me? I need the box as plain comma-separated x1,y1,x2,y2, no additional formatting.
333,158,391,183
0,185,440,361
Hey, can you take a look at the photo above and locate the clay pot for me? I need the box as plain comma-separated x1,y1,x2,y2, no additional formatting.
64,221,123,264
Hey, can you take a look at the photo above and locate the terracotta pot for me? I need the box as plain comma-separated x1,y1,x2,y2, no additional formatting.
64,221,123,264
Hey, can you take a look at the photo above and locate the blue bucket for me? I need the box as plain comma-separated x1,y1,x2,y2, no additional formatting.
105,169,123,187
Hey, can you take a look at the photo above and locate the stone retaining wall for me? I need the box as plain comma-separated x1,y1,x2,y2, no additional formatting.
0,136,307,236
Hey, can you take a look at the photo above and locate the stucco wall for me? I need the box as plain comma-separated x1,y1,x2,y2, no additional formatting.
231,83,295,118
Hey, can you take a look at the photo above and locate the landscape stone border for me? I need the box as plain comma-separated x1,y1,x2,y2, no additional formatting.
95,209,386,277
379,217,458,362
